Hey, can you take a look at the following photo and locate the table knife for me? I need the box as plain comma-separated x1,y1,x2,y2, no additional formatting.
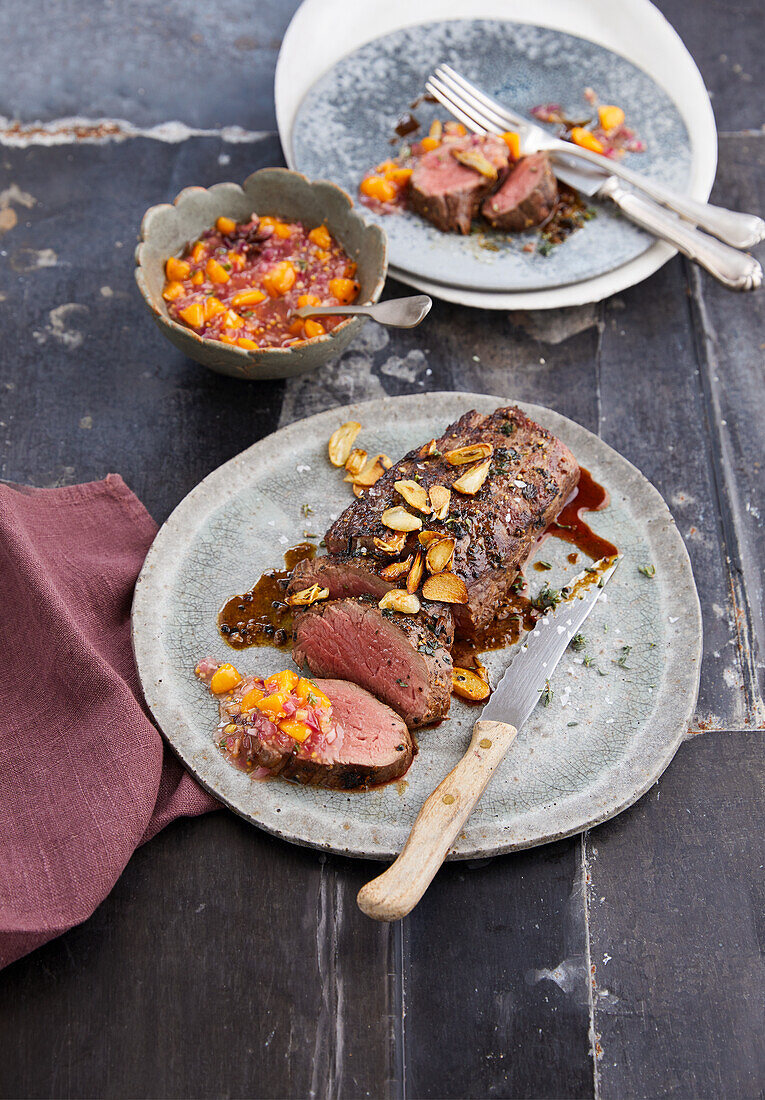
357,556,620,922
549,154,762,291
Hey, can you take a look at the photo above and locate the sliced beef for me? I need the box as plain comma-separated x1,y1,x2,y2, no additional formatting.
325,406,580,636
481,152,558,231
288,553,455,642
288,552,395,603
292,597,452,729
409,134,510,234
199,662,413,789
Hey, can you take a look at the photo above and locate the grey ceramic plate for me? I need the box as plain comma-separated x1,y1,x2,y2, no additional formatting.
291,20,692,293
132,394,701,860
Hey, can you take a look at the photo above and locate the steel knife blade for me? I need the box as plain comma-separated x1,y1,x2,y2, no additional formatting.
479,556,620,729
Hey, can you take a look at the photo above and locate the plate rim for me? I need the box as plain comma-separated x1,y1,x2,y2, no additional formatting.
275,0,716,309
132,392,702,860
290,18,692,295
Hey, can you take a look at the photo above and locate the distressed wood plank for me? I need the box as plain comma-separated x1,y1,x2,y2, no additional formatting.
279,278,601,433
0,0,302,130
0,137,287,521
403,842,594,1099
687,133,765,723
653,0,764,130
597,258,747,727
0,815,393,1100
586,730,765,1099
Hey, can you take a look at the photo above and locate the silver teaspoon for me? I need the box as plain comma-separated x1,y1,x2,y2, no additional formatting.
294,294,432,328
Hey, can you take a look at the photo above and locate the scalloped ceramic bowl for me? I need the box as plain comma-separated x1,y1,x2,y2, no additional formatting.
135,168,387,380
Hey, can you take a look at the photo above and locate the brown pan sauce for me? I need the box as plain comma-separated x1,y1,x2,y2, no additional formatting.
453,466,617,674
217,542,316,650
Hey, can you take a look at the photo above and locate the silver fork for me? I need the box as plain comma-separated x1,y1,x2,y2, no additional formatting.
433,64,765,250
426,72,762,291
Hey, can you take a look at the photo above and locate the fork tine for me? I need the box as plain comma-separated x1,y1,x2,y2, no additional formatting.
437,63,530,130
428,75,503,136
425,77,491,135
434,67,514,134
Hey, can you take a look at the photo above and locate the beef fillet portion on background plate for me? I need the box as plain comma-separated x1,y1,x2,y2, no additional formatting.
481,152,559,231
408,133,510,234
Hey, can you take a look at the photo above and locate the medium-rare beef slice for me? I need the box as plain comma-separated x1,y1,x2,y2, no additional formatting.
325,406,580,635
289,553,394,603
288,554,455,647
292,596,452,729
198,661,413,789
409,135,510,234
481,152,558,231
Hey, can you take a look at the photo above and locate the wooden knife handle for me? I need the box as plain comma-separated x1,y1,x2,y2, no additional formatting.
356,719,518,922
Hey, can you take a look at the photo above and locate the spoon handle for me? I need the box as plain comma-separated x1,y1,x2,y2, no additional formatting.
296,305,364,316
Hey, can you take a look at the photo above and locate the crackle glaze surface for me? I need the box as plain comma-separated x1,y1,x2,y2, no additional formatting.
132,393,701,859
292,20,692,293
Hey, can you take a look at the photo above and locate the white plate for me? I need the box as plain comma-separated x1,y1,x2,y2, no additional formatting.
132,393,702,860
275,0,716,310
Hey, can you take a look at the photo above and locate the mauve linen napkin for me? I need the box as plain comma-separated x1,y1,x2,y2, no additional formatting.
0,475,218,969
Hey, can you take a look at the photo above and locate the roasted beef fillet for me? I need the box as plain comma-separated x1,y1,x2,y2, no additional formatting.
481,152,558,231
198,660,413,789
409,135,510,234
325,406,580,635
292,596,453,729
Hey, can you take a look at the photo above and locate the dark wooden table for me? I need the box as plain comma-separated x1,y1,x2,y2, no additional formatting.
1,3,763,1097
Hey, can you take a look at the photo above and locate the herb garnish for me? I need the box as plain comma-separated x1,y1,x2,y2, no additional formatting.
532,585,563,611
638,564,656,578
540,679,553,706
569,633,586,652
536,560,552,571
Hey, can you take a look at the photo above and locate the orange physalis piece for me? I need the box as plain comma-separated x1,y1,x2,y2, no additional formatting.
308,225,332,249
329,277,358,304
205,257,230,284
162,281,185,301
360,176,397,203
278,718,312,743
501,131,521,159
570,127,604,154
204,296,226,321
239,686,265,711
255,689,291,718
165,256,190,281
265,670,300,693
179,302,204,329
209,663,242,694
598,105,625,133
262,260,296,297
231,288,267,308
